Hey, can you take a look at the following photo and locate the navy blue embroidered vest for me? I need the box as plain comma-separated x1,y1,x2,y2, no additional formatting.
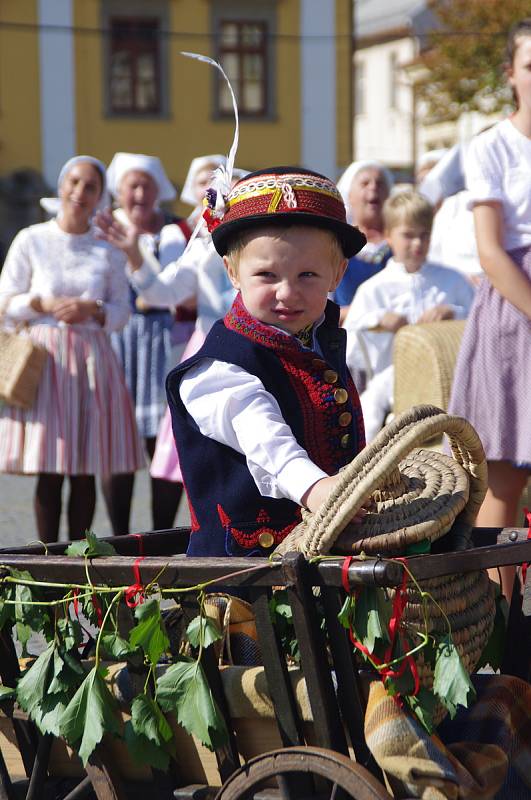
166,294,365,557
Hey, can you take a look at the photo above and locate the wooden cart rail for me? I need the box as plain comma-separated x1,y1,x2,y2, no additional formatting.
0,527,529,800
1,525,530,585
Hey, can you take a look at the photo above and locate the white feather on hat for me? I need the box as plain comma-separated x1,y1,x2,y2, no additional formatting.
180,155,227,207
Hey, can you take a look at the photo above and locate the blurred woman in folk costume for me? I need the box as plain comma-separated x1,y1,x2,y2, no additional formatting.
448,19,531,597
102,152,192,535
0,156,143,543
96,154,246,531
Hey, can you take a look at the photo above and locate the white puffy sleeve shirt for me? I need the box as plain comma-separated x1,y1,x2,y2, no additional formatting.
0,219,130,333
465,119,531,252
343,258,475,375
178,330,329,505
128,239,236,335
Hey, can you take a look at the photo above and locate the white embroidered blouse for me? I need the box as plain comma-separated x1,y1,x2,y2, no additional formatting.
0,219,130,333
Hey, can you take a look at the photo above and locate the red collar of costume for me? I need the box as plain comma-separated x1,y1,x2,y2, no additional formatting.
224,292,319,353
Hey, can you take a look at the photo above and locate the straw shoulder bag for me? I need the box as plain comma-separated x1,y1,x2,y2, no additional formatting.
0,327,49,409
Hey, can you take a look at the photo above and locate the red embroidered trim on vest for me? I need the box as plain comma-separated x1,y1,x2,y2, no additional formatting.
183,483,200,532
224,293,304,355
217,504,300,549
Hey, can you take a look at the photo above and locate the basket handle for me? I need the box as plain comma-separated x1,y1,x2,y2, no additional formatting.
292,405,487,558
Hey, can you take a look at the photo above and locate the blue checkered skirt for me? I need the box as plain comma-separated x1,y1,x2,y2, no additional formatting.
111,310,173,438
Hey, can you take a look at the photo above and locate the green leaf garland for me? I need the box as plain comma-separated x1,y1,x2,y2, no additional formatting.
60,666,121,765
433,636,476,718
157,659,228,751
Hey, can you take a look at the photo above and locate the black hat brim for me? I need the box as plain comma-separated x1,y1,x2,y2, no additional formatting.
212,212,366,258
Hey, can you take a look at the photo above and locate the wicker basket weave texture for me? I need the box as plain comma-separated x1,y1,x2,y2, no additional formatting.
278,405,488,560
393,320,465,415
275,405,494,726
0,330,48,409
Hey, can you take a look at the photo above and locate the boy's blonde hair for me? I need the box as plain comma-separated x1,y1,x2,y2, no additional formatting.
225,224,345,275
382,190,434,234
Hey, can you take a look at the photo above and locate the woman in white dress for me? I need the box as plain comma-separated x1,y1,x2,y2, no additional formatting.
0,156,143,543
102,153,190,535
97,156,245,531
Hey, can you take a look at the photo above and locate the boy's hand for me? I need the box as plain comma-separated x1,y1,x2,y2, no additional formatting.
417,305,454,323
301,475,340,512
379,311,408,332
301,475,367,525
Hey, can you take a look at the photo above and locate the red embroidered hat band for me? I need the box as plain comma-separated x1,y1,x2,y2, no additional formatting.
210,166,367,258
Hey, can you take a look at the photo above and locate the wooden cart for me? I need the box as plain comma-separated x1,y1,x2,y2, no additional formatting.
0,524,530,800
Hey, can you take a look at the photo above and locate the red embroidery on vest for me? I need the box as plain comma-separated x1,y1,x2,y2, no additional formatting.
217,503,230,528
217,504,299,549
224,292,364,473
184,483,200,532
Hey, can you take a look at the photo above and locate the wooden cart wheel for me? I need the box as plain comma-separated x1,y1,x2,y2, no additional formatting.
215,746,393,800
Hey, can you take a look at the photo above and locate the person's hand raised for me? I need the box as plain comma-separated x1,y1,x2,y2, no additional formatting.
94,210,143,270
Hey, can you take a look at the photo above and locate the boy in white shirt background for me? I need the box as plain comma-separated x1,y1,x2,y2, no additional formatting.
344,190,474,442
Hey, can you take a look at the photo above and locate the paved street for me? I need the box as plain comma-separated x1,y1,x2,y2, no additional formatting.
0,470,190,548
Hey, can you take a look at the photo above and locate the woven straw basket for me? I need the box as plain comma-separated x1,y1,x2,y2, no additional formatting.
278,404,488,559
277,405,495,719
0,330,48,409
393,320,465,416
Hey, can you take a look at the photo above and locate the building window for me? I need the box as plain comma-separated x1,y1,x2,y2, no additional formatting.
109,17,160,114
102,1,169,118
217,20,268,116
355,60,365,115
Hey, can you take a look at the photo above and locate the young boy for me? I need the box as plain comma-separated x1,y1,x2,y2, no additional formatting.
166,166,367,557
343,190,475,441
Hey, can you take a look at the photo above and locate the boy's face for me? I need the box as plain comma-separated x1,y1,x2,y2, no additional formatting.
386,222,431,273
224,227,347,334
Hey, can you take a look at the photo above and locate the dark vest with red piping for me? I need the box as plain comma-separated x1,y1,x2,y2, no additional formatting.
166,294,365,557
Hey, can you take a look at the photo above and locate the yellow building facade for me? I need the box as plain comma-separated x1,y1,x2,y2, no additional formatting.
0,0,353,218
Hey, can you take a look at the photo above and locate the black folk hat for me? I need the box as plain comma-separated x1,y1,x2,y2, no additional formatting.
209,166,366,258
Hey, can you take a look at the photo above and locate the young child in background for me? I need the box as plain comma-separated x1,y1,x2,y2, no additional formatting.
343,190,474,442
166,167,367,557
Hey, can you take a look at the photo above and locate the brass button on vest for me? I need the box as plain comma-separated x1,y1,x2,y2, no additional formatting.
338,411,352,427
323,369,338,384
340,433,351,448
312,358,326,369
334,387,348,404
258,531,275,549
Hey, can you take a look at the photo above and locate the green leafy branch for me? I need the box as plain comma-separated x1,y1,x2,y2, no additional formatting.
0,534,271,769
337,559,481,733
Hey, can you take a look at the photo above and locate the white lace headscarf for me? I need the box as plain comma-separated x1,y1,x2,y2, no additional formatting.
336,161,394,223
106,152,176,205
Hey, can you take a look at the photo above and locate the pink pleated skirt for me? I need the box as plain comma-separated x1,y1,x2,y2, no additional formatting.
150,328,206,482
0,324,145,476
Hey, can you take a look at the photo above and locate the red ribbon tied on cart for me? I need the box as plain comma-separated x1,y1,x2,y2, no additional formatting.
342,556,420,699
520,507,531,584
125,557,146,608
